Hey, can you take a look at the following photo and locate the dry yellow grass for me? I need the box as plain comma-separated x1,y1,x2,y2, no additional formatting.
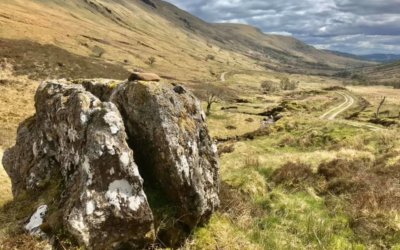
0,149,12,207
346,85,400,123
290,74,344,90
0,61,38,148
0,62,37,208
348,85,400,106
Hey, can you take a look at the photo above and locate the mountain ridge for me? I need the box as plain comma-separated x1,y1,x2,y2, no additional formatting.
0,0,372,81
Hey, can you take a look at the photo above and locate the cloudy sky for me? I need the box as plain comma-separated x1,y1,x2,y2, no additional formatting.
165,0,400,55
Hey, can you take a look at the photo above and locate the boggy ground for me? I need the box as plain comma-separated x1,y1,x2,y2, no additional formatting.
1,63,400,249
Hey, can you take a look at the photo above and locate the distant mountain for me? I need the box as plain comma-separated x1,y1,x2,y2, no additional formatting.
325,50,400,63
358,54,400,63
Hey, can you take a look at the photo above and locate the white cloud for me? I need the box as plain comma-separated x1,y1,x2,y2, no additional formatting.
268,31,293,36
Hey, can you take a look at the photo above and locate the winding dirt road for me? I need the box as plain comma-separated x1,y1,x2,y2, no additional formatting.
320,92,355,120
320,91,382,131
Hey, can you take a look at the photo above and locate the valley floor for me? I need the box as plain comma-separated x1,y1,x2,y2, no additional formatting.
1,65,400,249
188,72,400,249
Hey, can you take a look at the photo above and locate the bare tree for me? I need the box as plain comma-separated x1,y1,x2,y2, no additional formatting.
206,92,219,115
375,96,386,118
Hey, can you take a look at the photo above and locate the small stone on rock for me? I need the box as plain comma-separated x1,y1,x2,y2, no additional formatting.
128,72,161,82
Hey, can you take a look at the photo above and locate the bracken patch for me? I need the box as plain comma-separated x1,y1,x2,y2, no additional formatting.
271,162,316,189
318,158,400,247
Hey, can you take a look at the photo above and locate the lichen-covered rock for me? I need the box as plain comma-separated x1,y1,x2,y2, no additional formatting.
3,81,155,249
3,78,220,249
25,205,48,237
111,81,220,231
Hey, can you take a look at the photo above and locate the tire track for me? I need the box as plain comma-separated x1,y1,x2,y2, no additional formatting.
320,92,354,120
320,91,382,131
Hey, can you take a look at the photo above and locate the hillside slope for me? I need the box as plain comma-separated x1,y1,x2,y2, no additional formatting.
363,61,400,83
212,23,369,70
0,0,370,81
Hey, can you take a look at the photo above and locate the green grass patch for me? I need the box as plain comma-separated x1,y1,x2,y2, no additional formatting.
187,213,261,250
252,188,363,250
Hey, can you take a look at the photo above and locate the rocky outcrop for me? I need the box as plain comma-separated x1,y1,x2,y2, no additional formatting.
3,77,219,249
3,81,154,249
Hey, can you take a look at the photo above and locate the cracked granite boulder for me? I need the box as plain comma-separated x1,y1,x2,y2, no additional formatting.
3,78,220,249
3,81,155,249
111,81,220,233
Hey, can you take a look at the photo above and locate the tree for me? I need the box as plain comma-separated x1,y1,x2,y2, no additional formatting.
261,77,299,93
375,96,386,118
261,80,280,93
280,77,299,90
206,92,219,115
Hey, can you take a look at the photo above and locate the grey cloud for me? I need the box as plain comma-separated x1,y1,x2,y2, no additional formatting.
165,0,400,54
334,0,400,15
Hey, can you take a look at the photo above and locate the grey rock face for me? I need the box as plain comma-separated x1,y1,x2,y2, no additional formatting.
3,81,155,249
3,78,219,248
111,81,220,229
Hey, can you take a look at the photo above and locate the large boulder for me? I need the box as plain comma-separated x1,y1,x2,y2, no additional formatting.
3,81,155,249
3,78,220,249
111,81,220,231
